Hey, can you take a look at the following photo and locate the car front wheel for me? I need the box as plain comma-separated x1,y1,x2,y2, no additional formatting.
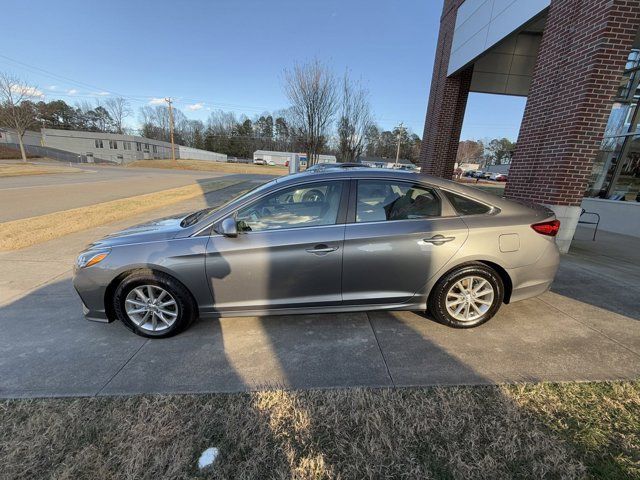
428,264,504,328
113,271,196,338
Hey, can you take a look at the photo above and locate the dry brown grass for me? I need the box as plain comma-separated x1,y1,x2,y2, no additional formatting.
508,382,640,478
1,382,637,479
129,159,289,176
0,162,82,177
0,179,241,251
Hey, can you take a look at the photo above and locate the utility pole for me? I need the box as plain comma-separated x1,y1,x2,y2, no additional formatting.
165,97,177,163
395,122,406,168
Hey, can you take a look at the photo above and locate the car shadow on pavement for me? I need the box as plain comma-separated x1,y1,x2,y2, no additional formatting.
2,276,637,477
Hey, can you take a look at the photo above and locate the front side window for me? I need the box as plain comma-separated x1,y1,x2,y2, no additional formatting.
94,139,103,148
236,181,344,232
356,180,441,222
109,140,118,149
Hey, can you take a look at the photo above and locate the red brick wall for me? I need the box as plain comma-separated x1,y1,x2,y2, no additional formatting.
419,0,472,179
505,0,640,206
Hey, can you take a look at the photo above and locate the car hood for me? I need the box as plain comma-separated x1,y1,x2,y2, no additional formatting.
88,214,186,248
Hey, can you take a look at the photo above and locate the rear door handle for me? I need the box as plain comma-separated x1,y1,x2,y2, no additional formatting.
306,244,339,255
423,235,455,246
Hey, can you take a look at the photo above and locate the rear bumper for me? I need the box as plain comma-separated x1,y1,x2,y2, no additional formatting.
507,241,560,303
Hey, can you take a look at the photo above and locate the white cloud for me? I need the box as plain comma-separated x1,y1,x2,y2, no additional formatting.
148,97,166,105
96,91,110,96
11,85,44,98
186,102,204,111
67,89,78,95
47,85,58,91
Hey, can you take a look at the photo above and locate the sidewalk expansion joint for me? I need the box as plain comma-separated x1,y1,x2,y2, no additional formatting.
366,312,396,388
95,339,149,396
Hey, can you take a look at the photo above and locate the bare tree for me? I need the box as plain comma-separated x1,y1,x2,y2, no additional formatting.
104,97,131,134
283,60,338,166
337,72,373,162
0,73,39,162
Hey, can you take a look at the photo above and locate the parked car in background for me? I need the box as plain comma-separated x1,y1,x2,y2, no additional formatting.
253,158,266,165
74,168,560,338
490,173,508,182
266,160,276,166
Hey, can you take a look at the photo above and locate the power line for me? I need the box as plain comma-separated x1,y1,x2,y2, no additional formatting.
0,54,275,112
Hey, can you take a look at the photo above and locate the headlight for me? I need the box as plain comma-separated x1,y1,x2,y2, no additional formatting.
76,249,111,268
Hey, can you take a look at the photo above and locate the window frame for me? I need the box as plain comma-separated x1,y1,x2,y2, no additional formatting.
347,178,452,224
227,179,351,235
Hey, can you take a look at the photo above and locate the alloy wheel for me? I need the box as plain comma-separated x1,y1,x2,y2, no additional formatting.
445,275,495,323
124,285,179,333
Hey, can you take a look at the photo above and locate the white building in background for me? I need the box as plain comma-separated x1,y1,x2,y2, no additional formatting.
253,150,337,166
42,129,226,163
0,128,226,164
176,145,226,162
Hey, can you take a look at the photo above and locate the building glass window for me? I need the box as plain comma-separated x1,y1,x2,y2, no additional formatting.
94,139,103,148
152,145,158,153
588,43,640,201
123,141,132,150
109,140,118,149
136,142,142,152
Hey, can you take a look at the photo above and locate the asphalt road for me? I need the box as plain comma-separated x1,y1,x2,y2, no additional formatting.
0,163,231,222
0,179,638,398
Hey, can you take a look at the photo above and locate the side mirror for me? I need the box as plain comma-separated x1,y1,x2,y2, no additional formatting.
217,217,238,237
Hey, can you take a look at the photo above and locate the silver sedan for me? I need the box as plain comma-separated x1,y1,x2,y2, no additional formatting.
73,168,560,338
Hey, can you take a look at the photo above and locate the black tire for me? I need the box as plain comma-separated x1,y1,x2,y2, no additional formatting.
428,263,504,328
113,271,196,338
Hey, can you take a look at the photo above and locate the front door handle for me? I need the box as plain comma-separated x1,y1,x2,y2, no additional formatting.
423,235,455,246
306,244,339,255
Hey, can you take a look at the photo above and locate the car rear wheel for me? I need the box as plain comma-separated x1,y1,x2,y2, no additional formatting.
113,271,196,338
428,264,504,328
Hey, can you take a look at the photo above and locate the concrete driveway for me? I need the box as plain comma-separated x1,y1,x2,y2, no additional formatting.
1,184,639,397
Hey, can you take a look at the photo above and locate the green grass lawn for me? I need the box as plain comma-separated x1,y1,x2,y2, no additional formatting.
1,382,637,479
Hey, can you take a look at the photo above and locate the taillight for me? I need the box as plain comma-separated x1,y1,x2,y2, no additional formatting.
531,219,561,237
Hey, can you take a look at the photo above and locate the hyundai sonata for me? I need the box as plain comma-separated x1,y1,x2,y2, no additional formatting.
73,168,560,338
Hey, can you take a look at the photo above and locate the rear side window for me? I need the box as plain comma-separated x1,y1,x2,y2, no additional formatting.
444,191,491,215
356,180,441,222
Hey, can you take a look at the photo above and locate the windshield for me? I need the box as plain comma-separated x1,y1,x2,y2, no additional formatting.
179,178,279,228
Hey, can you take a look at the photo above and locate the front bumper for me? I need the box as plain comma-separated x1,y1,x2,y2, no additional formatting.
73,267,111,323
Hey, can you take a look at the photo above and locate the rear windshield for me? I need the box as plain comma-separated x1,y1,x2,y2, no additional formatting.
443,191,491,216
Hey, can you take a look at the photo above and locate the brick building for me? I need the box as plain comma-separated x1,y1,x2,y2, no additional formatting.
420,0,640,251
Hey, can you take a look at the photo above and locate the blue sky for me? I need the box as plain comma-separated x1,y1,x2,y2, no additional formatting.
1,0,525,140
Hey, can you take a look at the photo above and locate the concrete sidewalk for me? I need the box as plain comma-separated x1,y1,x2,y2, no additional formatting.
1,198,639,397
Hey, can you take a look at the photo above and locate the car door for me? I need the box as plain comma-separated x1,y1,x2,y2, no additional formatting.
204,179,349,313
342,178,468,305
